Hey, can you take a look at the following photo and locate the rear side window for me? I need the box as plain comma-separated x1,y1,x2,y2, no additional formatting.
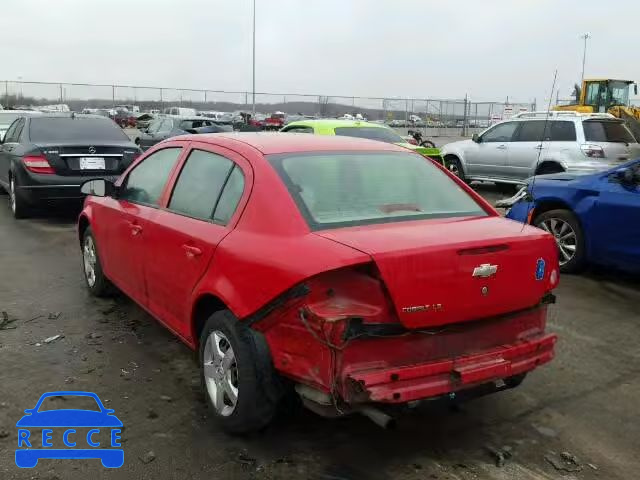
583,121,635,143
550,121,576,141
334,127,404,144
29,118,129,142
515,121,548,142
120,148,182,205
213,166,245,224
3,119,21,143
168,150,234,221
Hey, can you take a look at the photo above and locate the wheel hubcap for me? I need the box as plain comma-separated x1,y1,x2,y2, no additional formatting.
448,163,460,177
9,178,16,213
83,236,97,287
540,218,577,266
203,330,238,416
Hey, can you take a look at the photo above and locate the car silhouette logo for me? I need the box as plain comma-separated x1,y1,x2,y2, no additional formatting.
15,391,123,468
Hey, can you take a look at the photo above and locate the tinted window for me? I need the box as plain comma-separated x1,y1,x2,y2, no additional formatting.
169,150,234,220
284,126,314,134
481,122,518,142
515,121,548,142
550,121,576,141
120,148,182,205
334,127,404,144
29,117,129,142
270,151,485,229
214,166,245,224
583,121,635,143
3,119,21,143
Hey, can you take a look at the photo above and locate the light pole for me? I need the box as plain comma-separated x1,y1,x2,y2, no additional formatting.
252,0,256,115
580,33,591,84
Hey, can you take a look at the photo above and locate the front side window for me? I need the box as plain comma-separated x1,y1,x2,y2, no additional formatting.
585,82,601,106
269,151,486,229
168,149,234,220
334,126,405,144
120,148,182,205
481,122,518,143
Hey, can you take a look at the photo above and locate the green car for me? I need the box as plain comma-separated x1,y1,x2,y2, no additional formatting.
281,119,443,164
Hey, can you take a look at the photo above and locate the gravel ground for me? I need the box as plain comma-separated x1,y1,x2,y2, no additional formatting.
1,185,639,480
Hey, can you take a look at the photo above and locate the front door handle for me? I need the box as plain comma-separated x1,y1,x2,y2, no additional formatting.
496,144,507,150
127,221,143,236
182,244,202,258
534,144,543,150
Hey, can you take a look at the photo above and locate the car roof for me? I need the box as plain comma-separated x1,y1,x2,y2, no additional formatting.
173,132,408,154
0,110,42,115
286,119,388,129
31,113,113,119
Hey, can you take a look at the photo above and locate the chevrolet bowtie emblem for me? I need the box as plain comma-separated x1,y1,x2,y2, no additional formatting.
472,264,498,278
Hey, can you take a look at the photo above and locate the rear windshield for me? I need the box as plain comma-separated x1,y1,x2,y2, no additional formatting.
334,127,405,144
583,121,635,143
29,117,129,142
269,151,486,229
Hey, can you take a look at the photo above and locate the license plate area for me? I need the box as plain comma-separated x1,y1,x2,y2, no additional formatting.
79,157,106,170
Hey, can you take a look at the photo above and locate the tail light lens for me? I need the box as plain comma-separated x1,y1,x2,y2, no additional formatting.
23,155,55,174
581,144,605,158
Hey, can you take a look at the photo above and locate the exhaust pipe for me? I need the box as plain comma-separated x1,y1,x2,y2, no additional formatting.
358,406,396,429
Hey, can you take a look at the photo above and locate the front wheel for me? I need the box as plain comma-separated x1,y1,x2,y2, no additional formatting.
534,209,586,273
82,227,114,296
200,310,282,434
445,156,466,182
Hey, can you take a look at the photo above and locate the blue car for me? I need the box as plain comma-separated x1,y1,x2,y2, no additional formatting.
15,391,123,468
501,159,640,273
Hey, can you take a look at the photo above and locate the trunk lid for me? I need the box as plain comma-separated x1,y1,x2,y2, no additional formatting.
315,216,557,329
37,142,140,176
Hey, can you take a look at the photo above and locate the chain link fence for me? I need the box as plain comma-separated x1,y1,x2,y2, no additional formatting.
1,80,535,137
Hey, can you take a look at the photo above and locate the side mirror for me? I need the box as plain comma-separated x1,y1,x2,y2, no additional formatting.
614,167,634,184
472,133,480,143
80,178,116,197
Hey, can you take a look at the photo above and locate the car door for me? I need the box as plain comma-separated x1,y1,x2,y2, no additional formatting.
97,146,184,306
143,142,250,339
588,164,640,271
0,119,23,187
464,121,519,178
506,120,547,180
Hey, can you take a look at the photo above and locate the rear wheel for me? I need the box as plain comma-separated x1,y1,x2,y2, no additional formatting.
199,310,282,434
534,209,585,273
9,175,30,219
82,227,114,296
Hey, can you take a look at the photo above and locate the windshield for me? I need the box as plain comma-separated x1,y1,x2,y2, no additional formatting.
29,117,129,142
334,126,405,144
609,81,630,106
0,112,24,125
583,120,635,144
269,151,486,229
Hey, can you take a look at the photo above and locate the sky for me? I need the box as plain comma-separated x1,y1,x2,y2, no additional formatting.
1,0,639,106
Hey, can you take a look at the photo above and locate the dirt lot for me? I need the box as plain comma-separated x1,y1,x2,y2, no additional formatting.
1,185,640,480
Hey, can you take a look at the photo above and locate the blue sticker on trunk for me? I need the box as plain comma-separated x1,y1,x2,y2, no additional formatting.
535,258,545,281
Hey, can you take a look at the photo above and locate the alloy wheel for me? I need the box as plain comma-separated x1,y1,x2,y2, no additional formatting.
83,235,97,287
203,330,239,416
9,178,16,214
448,162,460,177
540,217,577,266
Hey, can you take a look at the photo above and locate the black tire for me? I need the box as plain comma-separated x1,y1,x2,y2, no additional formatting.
199,310,282,434
445,156,466,182
420,140,436,148
533,209,586,273
504,373,527,389
9,174,30,219
82,227,114,297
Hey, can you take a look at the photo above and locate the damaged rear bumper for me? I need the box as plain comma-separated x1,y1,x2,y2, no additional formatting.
344,334,556,404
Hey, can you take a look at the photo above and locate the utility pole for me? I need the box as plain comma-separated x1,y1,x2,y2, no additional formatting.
580,33,591,84
252,0,256,115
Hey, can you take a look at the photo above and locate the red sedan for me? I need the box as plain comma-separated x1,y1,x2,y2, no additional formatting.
78,133,558,433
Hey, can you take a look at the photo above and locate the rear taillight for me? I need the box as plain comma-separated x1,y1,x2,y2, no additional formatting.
23,155,55,174
581,144,605,158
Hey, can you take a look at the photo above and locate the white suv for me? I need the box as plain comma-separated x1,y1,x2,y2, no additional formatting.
441,111,640,185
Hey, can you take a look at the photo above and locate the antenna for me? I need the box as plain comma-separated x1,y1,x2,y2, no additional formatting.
521,70,557,232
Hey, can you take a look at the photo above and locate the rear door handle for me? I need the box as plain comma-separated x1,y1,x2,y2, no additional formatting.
127,221,143,236
182,244,202,258
496,144,507,150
